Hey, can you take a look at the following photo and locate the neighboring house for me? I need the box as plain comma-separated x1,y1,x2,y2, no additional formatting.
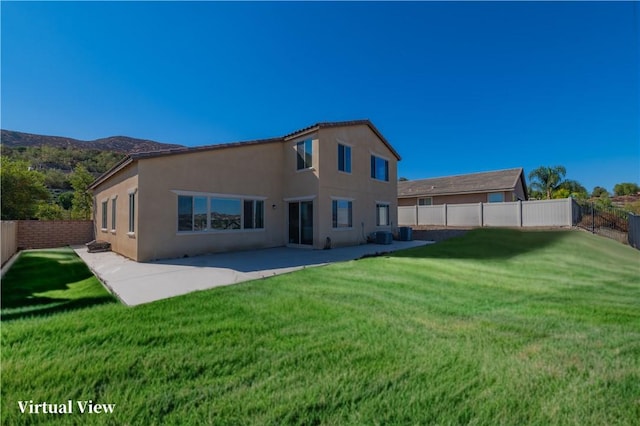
89,120,400,261
398,168,528,207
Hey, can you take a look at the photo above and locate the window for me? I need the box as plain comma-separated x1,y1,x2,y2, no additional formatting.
370,155,389,181
338,144,351,173
128,192,135,233
418,197,432,206
211,198,241,230
376,203,390,226
111,198,117,231
296,139,313,170
101,201,108,230
243,200,264,229
178,195,264,232
178,196,193,231
488,192,504,203
332,200,352,228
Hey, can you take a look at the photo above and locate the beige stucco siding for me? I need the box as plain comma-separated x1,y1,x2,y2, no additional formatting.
135,142,285,261
92,163,139,260
316,125,398,248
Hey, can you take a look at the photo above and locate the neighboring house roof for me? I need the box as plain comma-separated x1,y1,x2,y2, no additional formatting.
89,119,399,190
398,168,527,198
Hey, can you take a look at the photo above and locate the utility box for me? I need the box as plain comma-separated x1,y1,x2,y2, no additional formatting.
399,227,413,241
375,231,393,245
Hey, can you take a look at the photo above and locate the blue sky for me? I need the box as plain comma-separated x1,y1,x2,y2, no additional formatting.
2,1,638,193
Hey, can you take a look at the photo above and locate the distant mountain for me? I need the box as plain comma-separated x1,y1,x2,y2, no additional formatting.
1,129,183,153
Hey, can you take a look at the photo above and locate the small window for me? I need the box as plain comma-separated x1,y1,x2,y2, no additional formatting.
488,192,504,203
418,197,432,206
338,144,351,173
101,201,108,230
111,198,117,231
296,139,313,170
332,200,352,228
370,155,389,181
128,192,135,233
376,203,390,226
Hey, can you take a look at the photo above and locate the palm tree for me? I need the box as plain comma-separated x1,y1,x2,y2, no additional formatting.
528,165,567,199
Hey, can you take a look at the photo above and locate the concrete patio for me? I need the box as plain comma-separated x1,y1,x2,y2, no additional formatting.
74,240,432,306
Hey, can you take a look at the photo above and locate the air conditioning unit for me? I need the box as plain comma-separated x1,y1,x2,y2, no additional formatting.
376,231,393,245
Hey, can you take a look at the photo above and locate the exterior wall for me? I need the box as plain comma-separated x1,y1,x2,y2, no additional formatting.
316,125,398,248
1,221,17,266
92,163,139,260
136,141,285,261
16,220,94,249
629,213,640,250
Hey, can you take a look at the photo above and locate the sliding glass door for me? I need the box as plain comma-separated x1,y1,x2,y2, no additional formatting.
288,201,313,245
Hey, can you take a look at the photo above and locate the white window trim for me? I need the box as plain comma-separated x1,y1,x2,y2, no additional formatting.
110,195,117,233
283,195,316,202
128,190,136,236
295,138,314,171
100,200,109,232
418,197,433,206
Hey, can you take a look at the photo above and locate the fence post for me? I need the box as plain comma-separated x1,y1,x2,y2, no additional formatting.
415,205,418,226
444,204,448,227
518,200,523,227
479,202,484,227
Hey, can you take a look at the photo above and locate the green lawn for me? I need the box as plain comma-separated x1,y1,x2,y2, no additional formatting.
2,230,639,425
1,248,116,321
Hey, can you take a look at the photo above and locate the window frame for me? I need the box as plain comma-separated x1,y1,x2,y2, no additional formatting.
376,203,390,227
101,200,108,230
111,196,117,232
332,199,353,229
418,197,433,206
370,155,389,182
296,138,313,170
175,192,266,234
128,191,136,235
338,143,352,174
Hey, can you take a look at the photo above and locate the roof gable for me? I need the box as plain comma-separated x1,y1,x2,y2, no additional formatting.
398,168,526,198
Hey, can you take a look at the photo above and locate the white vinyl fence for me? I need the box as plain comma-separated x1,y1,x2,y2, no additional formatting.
399,198,573,228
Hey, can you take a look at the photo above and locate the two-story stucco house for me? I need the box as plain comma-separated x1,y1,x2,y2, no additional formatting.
89,120,400,261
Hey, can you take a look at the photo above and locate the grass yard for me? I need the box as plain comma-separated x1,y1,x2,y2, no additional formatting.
1,229,639,425
1,248,116,321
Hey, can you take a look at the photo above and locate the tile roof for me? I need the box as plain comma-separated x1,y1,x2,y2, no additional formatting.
398,168,526,198
89,120,399,190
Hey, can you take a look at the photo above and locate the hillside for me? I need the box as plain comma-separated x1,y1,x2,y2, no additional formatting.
1,129,183,153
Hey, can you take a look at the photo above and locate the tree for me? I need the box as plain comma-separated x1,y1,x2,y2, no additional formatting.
0,157,50,219
613,182,640,196
57,191,74,210
591,186,609,198
69,164,94,219
36,202,65,220
557,179,588,199
528,165,567,199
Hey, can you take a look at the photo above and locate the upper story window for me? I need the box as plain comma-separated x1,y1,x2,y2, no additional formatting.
418,197,432,206
370,155,389,182
296,139,313,170
488,192,504,203
338,144,351,173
